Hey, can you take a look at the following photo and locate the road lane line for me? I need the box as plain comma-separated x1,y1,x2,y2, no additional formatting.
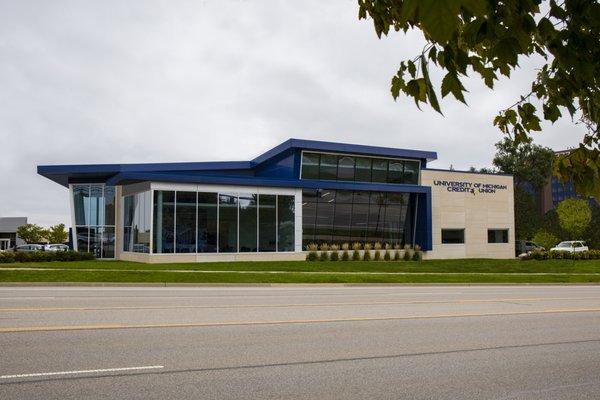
0,365,164,379
2,296,600,312
2,308,600,333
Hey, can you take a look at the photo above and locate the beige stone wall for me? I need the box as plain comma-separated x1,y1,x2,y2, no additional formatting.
421,170,515,259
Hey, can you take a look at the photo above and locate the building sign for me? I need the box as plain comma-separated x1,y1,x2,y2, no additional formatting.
433,180,508,195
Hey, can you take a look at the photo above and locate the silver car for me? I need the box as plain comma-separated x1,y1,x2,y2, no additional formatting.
44,244,70,252
14,244,44,252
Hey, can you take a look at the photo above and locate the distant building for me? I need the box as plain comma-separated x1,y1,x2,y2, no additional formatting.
540,150,598,215
0,217,28,250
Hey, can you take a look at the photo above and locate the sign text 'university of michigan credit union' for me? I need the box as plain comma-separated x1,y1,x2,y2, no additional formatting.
433,180,508,195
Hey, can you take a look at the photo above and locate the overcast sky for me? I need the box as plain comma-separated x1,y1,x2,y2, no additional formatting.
0,0,586,227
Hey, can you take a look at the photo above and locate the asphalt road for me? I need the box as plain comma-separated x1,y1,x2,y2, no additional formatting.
1,285,600,399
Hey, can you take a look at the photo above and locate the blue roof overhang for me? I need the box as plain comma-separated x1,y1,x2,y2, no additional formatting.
37,138,437,188
251,138,437,166
37,161,254,188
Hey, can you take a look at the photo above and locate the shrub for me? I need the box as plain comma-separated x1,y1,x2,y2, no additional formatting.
341,243,350,261
383,244,391,261
531,230,560,252
363,243,372,261
393,244,401,261
306,243,318,261
373,242,382,261
0,250,94,264
329,244,339,261
412,244,422,261
352,242,362,261
319,243,330,261
403,244,412,261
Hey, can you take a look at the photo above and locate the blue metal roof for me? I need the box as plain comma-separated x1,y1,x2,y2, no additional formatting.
38,138,438,187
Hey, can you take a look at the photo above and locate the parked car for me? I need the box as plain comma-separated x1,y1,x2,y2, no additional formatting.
14,244,44,253
550,241,589,253
515,240,545,256
44,244,70,252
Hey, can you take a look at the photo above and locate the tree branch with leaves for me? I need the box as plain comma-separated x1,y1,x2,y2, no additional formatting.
358,0,600,197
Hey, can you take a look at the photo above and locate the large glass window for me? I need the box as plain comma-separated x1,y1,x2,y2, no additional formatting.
302,189,411,248
259,194,277,251
72,184,116,258
301,153,320,179
176,191,197,253
337,156,355,181
319,154,338,181
277,195,295,251
371,159,388,183
488,229,509,244
403,160,420,184
442,229,465,244
197,193,218,252
239,193,258,252
355,157,372,182
332,191,352,244
89,185,103,226
301,152,420,185
219,193,238,252
73,185,90,226
124,191,151,253
388,161,404,184
153,191,175,253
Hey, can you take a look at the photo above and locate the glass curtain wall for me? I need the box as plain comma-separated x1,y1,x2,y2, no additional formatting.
300,152,420,185
302,189,410,248
147,190,295,254
72,184,116,258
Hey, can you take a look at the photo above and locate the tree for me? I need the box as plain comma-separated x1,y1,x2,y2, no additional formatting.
16,224,48,244
532,230,560,250
47,224,68,244
556,198,592,238
492,137,554,191
358,0,600,198
514,187,542,240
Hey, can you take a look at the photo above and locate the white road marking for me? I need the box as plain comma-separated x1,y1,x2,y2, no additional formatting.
0,365,164,379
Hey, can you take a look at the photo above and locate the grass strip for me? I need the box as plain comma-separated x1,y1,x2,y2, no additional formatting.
2,269,600,284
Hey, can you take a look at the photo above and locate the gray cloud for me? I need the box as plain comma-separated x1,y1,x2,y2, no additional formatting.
0,0,586,226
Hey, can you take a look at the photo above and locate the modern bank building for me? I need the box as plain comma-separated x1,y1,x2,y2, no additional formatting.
38,139,515,262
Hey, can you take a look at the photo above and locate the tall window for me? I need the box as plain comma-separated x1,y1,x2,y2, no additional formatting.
219,193,238,252
259,194,277,251
197,193,218,252
277,195,295,251
72,184,116,258
337,156,355,181
123,191,151,253
176,191,197,253
301,152,420,185
239,193,258,252
153,191,175,253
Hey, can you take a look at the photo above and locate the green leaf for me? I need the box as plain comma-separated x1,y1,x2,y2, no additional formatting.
421,56,442,114
461,0,488,17
419,0,462,43
441,72,467,103
543,103,562,123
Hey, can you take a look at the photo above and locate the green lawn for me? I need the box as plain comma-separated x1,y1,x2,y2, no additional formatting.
2,259,600,284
